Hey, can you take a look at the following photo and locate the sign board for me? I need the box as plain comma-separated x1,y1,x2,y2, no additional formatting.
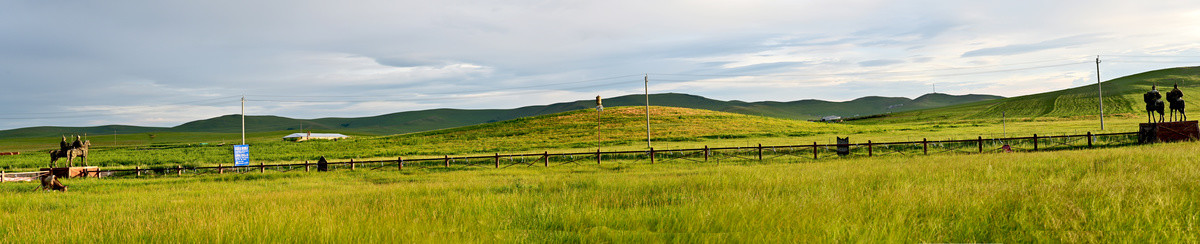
836,137,849,156
233,144,250,166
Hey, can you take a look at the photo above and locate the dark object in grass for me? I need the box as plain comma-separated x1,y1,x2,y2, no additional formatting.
39,174,67,192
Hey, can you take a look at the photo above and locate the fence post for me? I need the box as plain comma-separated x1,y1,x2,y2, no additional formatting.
544,151,549,167
1087,132,1093,148
494,153,499,168
649,147,655,164
704,145,709,162
444,155,450,168
868,140,873,157
757,144,763,161
596,149,602,165
813,142,818,160
1033,134,1038,151
136,166,142,176
978,136,983,153
2,171,5,183
304,161,310,172
350,159,355,170
259,162,265,173
217,164,222,174
176,165,182,176
923,138,928,155
398,157,403,170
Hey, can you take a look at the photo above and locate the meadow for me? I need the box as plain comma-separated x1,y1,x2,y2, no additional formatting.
0,106,1146,171
1,139,1197,242
0,70,1195,241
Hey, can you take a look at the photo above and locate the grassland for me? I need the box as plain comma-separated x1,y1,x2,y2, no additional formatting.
1,105,1146,171
0,106,1148,171
2,140,1197,242
0,67,1197,241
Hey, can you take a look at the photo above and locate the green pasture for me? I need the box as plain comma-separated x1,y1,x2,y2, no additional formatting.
2,140,1197,242
0,67,1197,242
0,106,1151,171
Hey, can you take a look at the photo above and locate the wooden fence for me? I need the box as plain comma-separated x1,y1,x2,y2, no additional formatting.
80,131,1140,178
0,171,48,182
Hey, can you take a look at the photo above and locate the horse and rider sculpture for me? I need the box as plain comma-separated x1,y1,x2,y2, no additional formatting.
48,135,90,168
1145,83,1186,124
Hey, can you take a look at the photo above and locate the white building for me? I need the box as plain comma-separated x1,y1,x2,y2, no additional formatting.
283,132,349,142
821,115,842,122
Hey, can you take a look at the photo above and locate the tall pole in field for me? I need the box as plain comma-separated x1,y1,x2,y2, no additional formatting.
596,95,603,153
1096,56,1104,130
645,74,651,149
241,96,246,144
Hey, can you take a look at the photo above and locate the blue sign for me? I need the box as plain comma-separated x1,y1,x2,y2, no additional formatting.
233,144,250,166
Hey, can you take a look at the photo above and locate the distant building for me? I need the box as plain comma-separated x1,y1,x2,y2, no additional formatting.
820,115,843,122
283,132,349,142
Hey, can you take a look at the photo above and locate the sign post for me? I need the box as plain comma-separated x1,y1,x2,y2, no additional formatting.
234,144,250,167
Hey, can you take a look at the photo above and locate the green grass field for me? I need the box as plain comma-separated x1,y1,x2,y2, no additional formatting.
2,140,1197,242
0,106,1143,171
2,67,1198,241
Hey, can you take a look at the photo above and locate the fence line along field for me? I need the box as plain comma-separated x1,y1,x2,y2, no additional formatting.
83,130,1137,178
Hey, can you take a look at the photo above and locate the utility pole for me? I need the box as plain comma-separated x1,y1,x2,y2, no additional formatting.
645,74,651,149
1096,56,1104,130
241,96,246,144
596,96,603,153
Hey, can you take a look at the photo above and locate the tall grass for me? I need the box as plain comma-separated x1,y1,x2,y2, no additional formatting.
2,141,1197,242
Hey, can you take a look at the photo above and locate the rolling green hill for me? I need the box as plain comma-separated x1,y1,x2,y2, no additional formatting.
0,125,163,139
0,93,999,138
853,66,1200,124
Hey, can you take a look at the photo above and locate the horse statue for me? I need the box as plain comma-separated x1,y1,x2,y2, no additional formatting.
1167,83,1186,122
48,135,90,168
48,150,68,168
1145,85,1165,124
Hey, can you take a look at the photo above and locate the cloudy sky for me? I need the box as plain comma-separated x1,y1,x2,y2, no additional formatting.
3,0,1200,130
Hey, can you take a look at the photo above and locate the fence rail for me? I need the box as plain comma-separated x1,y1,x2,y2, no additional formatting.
1,171,48,182
63,131,1139,178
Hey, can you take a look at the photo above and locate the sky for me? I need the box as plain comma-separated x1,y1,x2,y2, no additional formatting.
2,0,1200,130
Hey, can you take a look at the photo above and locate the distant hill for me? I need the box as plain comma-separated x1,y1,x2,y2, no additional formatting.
0,93,1001,138
854,66,1200,124
0,125,163,138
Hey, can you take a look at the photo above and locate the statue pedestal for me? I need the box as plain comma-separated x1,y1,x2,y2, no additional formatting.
38,167,100,178
1138,121,1200,143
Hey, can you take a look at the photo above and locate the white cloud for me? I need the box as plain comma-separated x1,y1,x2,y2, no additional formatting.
3,0,1200,129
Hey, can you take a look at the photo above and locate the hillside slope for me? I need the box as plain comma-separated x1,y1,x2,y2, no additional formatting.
365,106,848,154
162,93,997,135
0,125,163,138
854,66,1200,124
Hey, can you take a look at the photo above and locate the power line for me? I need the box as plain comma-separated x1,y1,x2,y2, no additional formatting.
247,74,644,99
650,56,1093,77
646,61,1092,84
248,78,644,103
